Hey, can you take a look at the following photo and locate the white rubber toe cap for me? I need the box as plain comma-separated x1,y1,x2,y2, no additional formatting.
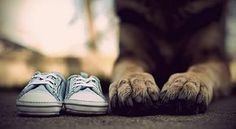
69,88,106,103
18,90,57,103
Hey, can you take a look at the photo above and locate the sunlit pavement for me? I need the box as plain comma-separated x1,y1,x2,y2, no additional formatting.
0,91,236,129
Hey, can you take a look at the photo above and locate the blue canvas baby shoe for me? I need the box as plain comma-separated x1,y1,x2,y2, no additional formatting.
64,72,108,114
16,72,66,116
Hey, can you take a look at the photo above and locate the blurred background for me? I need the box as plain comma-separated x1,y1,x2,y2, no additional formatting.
0,0,235,89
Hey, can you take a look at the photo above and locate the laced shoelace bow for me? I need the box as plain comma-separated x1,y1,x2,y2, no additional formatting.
29,73,59,93
71,76,102,96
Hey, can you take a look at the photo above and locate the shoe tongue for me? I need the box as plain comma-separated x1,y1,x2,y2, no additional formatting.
52,72,65,80
80,72,89,78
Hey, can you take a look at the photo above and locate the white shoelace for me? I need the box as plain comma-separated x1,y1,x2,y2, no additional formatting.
71,76,103,97
72,77,98,90
29,73,59,91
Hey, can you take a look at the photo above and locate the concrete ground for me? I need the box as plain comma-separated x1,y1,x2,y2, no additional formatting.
0,90,236,129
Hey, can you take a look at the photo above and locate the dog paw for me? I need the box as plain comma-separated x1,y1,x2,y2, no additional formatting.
159,72,212,114
109,72,160,115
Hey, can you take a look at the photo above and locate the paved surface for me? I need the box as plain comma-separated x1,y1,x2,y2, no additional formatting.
0,91,236,129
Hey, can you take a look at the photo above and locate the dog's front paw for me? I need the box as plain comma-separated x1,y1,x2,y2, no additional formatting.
109,72,160,115
159,72,212,114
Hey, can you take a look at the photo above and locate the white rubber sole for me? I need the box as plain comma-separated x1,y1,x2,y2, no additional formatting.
16,101,62,116
64,99,108,115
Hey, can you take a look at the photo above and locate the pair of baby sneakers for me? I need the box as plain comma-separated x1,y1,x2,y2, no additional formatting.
16,72,108,116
